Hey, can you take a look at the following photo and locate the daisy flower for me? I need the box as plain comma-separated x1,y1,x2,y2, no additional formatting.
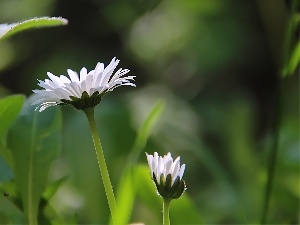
32,57,135,111
146,152,186,199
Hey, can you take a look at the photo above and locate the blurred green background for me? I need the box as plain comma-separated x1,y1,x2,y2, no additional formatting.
0,0,299,224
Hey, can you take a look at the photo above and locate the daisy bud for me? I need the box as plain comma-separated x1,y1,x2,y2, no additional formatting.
146,152,186,199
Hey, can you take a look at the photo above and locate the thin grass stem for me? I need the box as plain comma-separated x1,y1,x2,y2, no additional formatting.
261,0,298,223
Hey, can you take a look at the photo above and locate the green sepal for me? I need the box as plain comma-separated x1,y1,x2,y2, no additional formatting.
169,176,181,196
164,174,173,196
69,96,81,101
160,173,166,186
60,91,105,110
153,173,163,196
152,173,186,199
172,179,186,199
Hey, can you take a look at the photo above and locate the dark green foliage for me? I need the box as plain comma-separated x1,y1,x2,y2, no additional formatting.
0,0,298,224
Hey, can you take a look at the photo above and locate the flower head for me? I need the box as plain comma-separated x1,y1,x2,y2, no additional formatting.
146,152,186,199
32,57,135,112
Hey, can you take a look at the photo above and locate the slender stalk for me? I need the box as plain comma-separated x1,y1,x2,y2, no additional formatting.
163,198,171,225
83,107,118,224
261,0,298,223
260,81,283,224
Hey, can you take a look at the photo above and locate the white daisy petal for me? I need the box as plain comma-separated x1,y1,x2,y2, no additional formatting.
179,164,185,180
47,72,64,86
37,80,54,90
84,74,94,95
63,83,80,98
67,69,80,83
79,67,88,82
69,82,82,98
94,62,104,75
101,58,119,85
110,69,130,83
59,75,71,84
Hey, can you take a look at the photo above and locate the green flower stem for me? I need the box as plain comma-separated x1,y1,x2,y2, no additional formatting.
163,198,171,225
83,107,118,224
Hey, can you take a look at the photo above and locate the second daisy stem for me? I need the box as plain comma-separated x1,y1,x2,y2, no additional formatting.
84,107,118,224
163,198,171,225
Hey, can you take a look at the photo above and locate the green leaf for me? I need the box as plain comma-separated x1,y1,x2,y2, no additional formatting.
0,17,68,41
0,95,25,140
7,98,61,225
